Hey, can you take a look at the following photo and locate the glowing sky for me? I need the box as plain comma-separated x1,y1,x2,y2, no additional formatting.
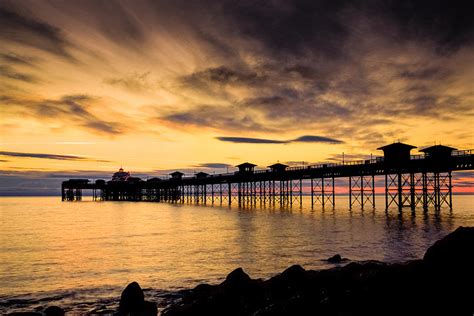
0,0,473,194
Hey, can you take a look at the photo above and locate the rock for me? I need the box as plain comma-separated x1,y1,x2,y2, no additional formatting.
6,313,42,316
423,226,474,269
44,306,65,316
326,254,349,263
118,281,157,315
221,267,252,288
119,281,145,313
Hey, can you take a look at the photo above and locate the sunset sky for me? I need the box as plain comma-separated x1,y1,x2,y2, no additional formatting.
1,0,473,195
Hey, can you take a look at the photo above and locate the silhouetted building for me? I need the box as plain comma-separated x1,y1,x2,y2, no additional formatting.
195,172,209,179
95,179,105,186
170,171,184,180
236,162,256,173
147,177,162,183
126,176,142,183
112,168,130,181
67,179,89,184
268,163,288,172
377,142,416,164
420,145,457,159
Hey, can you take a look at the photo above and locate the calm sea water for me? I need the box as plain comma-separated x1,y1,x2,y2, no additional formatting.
1,196,473,314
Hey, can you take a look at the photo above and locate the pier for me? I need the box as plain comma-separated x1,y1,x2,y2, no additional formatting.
62,142,473,210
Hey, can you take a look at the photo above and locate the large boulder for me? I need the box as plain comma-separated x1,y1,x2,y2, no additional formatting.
118,282,157,316
423,226,474,269
326,254,349,263
221,267,252,290
44,306,65,316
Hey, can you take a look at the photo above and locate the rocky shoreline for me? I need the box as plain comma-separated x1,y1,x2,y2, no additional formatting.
7,226,474,316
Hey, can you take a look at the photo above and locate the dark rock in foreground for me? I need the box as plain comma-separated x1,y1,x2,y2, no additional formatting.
163,226,474,316
326,254,349,263
116,281,157,316
44,306,65,316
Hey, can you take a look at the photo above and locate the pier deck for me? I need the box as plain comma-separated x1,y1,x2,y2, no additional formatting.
62,143,473,210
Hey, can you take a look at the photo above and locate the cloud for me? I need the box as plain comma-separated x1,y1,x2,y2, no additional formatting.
0,52,39,67
216,137,286,144
160,104,273,132
216,135,344,144
0,5,75,61
292,135,344,144
182,66,266,87
1,0,473,149
105,72,154,93
0,65,37,83
1,94,127,135
194,163,233,169
0,151,109,162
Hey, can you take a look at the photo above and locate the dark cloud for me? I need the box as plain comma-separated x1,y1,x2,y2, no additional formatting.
216,135,344,144
292,135,344,144
374,0,474,54
105,72,153,93
0,52,38,67
160,105,272,132
80,0,146,48
0,151,109,162
216,137,287,144
194,163,233,169
398,66,450,80
0,65,37,83
1,94,127,135
0,5,75,60
217,0,349,58
182,66,265,87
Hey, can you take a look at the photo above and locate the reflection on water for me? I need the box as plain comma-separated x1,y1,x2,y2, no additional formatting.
0,196,473,313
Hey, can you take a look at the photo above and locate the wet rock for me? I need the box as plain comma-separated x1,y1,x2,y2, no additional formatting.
326,254,349,263
44,306,65,316
163,226,474,316
423,226,474,269
6,313,42,316
118,282,157,316
120,282,145,312
221,267,252,289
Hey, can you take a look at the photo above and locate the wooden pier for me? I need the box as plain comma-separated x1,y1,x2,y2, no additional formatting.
62,143,473,210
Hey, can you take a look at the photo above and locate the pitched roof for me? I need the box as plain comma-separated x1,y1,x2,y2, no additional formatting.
377,142,417,150
268,163,288,168
236,162,257,168
170,171,184,176
419,145,457,153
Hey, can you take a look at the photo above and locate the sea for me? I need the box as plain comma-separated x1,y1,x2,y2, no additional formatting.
1,195,473,314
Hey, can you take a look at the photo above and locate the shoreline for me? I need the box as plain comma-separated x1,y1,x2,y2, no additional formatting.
5,226,473,315
163,226,474,316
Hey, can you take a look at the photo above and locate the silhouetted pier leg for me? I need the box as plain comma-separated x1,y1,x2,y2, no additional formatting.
228,183,231,205
75,189,82,201
372,175,375,207
448,171,453,208
350,175,375,209
310,178,314,207
61,184,65,201
349,176,352,208
299,179,303,207
397,173,402,210
322,177,325,208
